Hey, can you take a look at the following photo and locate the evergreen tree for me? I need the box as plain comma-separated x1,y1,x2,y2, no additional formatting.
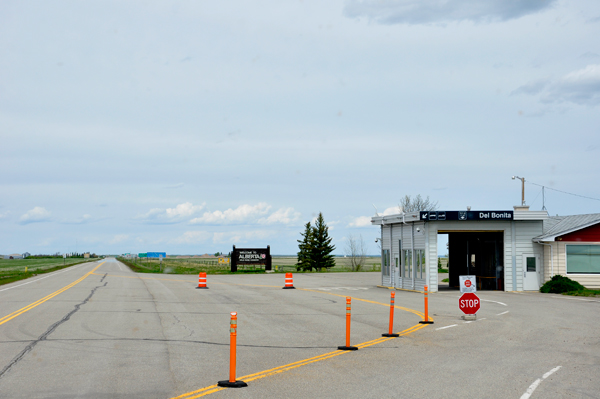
296,221,314,271
311,212,336,271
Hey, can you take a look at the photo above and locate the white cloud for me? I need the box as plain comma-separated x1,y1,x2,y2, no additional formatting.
138,202,205,224
344,0,556,25
382,207,399,216
258,207,301,225
0,211,11,220
348,216,372,227
190,203,271,224
513,65,600,106
20,207,51,224
172,230,274,245
166,202,205,218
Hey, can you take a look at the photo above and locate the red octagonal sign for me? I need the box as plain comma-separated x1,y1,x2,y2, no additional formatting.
459,292,480,314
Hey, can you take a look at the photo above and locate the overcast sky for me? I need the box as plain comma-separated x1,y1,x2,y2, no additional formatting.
1,0,600,256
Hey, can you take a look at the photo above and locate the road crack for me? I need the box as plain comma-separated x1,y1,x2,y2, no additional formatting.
0,282,107,380
172,314,195,339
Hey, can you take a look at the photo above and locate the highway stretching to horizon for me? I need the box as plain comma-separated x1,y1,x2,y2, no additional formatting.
1,258,599,398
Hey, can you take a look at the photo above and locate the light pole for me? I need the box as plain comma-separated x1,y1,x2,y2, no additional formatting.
512,176,526,206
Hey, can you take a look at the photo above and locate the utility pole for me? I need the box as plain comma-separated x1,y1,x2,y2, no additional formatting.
512,176,526,206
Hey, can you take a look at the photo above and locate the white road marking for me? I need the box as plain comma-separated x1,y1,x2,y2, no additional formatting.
0,263,90,293
436,324,457,330
497,311,509,316
481,299,507,306
520,366,562,399
543,366,562,379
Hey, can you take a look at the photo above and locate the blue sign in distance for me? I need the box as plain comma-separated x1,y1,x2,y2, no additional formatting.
146,252,166,258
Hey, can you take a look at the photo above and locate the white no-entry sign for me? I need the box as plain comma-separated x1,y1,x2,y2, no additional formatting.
459,275,476,293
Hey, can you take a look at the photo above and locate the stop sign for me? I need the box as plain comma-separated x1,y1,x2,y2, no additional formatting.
459,292,480,314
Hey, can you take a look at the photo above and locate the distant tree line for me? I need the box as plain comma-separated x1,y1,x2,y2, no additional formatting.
28,253,98,258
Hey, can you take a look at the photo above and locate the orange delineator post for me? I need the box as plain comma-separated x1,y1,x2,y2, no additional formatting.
282,272,296,289
419,285,434,324
382,291,400,337
217,312,247,388
338,297,358,351
229,313,237,383
196,272,208,289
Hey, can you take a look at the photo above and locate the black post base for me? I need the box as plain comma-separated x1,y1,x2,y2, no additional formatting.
337,346,358,351
419,320,434,324
282,286,296,289
382,333,400,337
217,380,248,388
195,286,209,289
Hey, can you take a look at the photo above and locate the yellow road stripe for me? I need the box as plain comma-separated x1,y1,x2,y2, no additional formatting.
171,288,431,399
91,273,430,320
0,262,104,326
83,271,433,398
299,288,427,318
173,322,429,399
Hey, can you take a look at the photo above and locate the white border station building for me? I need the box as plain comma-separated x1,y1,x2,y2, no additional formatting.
372,206,600,292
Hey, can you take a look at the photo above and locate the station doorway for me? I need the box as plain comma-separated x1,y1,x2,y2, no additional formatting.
445,231,504,291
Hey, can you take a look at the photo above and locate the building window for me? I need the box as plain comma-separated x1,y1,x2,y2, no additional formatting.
566,245,600,274
382,249,390,277
403,249,412,278
415,249,426,279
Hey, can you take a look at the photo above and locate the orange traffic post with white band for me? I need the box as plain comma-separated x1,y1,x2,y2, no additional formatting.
382,291,400,337
196,272,208,289
419,285,434,324
217,312,247,388
282,272,295,289
338,297,358,351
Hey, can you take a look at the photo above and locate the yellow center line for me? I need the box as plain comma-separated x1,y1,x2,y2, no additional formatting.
173,323,429,399
90,274,428,319
298,288,426,318
90,271,432,398
0,262,105,326
171,286,432,398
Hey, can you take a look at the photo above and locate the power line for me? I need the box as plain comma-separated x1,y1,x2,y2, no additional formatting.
527,181,600,202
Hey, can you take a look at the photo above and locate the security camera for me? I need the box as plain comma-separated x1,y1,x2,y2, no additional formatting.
416,227,421,233
512,176,515,180
375,238,380,243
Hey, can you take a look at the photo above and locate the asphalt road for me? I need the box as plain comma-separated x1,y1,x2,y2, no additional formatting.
0,258,599,398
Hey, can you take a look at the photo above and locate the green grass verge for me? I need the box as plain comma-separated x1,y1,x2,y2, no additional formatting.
118,256,382,275
0,258,98,286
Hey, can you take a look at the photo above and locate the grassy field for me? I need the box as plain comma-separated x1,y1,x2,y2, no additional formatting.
119,256,382,275
0,258,98,286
